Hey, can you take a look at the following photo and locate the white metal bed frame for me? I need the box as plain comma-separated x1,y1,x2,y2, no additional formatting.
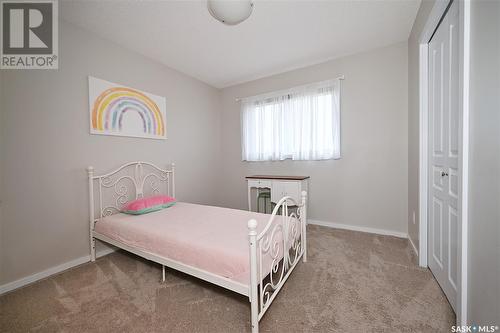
87,161,307,333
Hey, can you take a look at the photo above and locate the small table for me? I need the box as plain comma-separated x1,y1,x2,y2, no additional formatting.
246,175,309,212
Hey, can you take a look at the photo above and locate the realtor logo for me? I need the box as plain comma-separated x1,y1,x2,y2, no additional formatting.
1,0,58,69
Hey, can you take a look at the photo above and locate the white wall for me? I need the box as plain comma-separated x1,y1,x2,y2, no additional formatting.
407,0,436,252
468,0,500,324
0,21,222,285
220,42,409,235
0,69,4,280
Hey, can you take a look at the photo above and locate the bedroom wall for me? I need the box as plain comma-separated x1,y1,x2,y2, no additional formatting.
219,42,408,235
407,0,436,252
0,69,4,280
0,21,222,286
468,0,500,324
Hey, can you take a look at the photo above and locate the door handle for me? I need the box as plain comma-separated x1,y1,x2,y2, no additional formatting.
441,171,449,177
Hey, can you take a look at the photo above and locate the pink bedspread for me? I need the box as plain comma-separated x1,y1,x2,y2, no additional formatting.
94,202,273,285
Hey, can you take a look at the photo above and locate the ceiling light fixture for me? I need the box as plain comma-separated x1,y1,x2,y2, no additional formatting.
207,0,254,26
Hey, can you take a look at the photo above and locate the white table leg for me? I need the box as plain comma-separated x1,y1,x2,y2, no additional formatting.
255,189,260,212
248,185,252,211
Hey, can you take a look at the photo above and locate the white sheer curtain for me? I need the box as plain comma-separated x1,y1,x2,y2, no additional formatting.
241,79,341,161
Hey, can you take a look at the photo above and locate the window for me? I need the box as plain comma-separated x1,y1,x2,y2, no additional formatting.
241,78,341,161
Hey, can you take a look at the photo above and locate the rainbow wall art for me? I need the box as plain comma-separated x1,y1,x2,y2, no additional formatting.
89,77,166,139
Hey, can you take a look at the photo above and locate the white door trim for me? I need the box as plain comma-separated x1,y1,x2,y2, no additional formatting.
418,0,470,326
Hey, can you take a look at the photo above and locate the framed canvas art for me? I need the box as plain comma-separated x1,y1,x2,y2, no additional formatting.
88,76,167,140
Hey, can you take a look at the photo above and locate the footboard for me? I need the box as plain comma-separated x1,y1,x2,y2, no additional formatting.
248,191,307,333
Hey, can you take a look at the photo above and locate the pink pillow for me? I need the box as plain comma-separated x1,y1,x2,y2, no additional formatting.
122,195,176,215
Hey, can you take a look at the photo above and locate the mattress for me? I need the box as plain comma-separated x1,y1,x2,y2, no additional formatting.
94,202,274,285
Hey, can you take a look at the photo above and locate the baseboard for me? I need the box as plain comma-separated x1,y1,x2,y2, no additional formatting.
408,235,419,257
308,219,408,239
0,248,115,295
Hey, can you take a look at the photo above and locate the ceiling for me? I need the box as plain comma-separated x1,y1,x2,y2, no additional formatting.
61,0,420,88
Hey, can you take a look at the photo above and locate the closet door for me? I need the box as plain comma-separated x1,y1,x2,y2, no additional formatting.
428,0,459,312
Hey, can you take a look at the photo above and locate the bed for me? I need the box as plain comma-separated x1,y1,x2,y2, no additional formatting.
87,162,307,333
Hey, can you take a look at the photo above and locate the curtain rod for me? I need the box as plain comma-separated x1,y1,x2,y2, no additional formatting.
235,75,345,102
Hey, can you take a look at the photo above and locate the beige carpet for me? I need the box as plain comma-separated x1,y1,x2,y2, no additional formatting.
0,225,455,332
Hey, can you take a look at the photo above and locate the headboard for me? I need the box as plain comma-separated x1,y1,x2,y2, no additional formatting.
87,161,175,223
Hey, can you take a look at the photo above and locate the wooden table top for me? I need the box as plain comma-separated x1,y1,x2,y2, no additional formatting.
246,175,310,180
